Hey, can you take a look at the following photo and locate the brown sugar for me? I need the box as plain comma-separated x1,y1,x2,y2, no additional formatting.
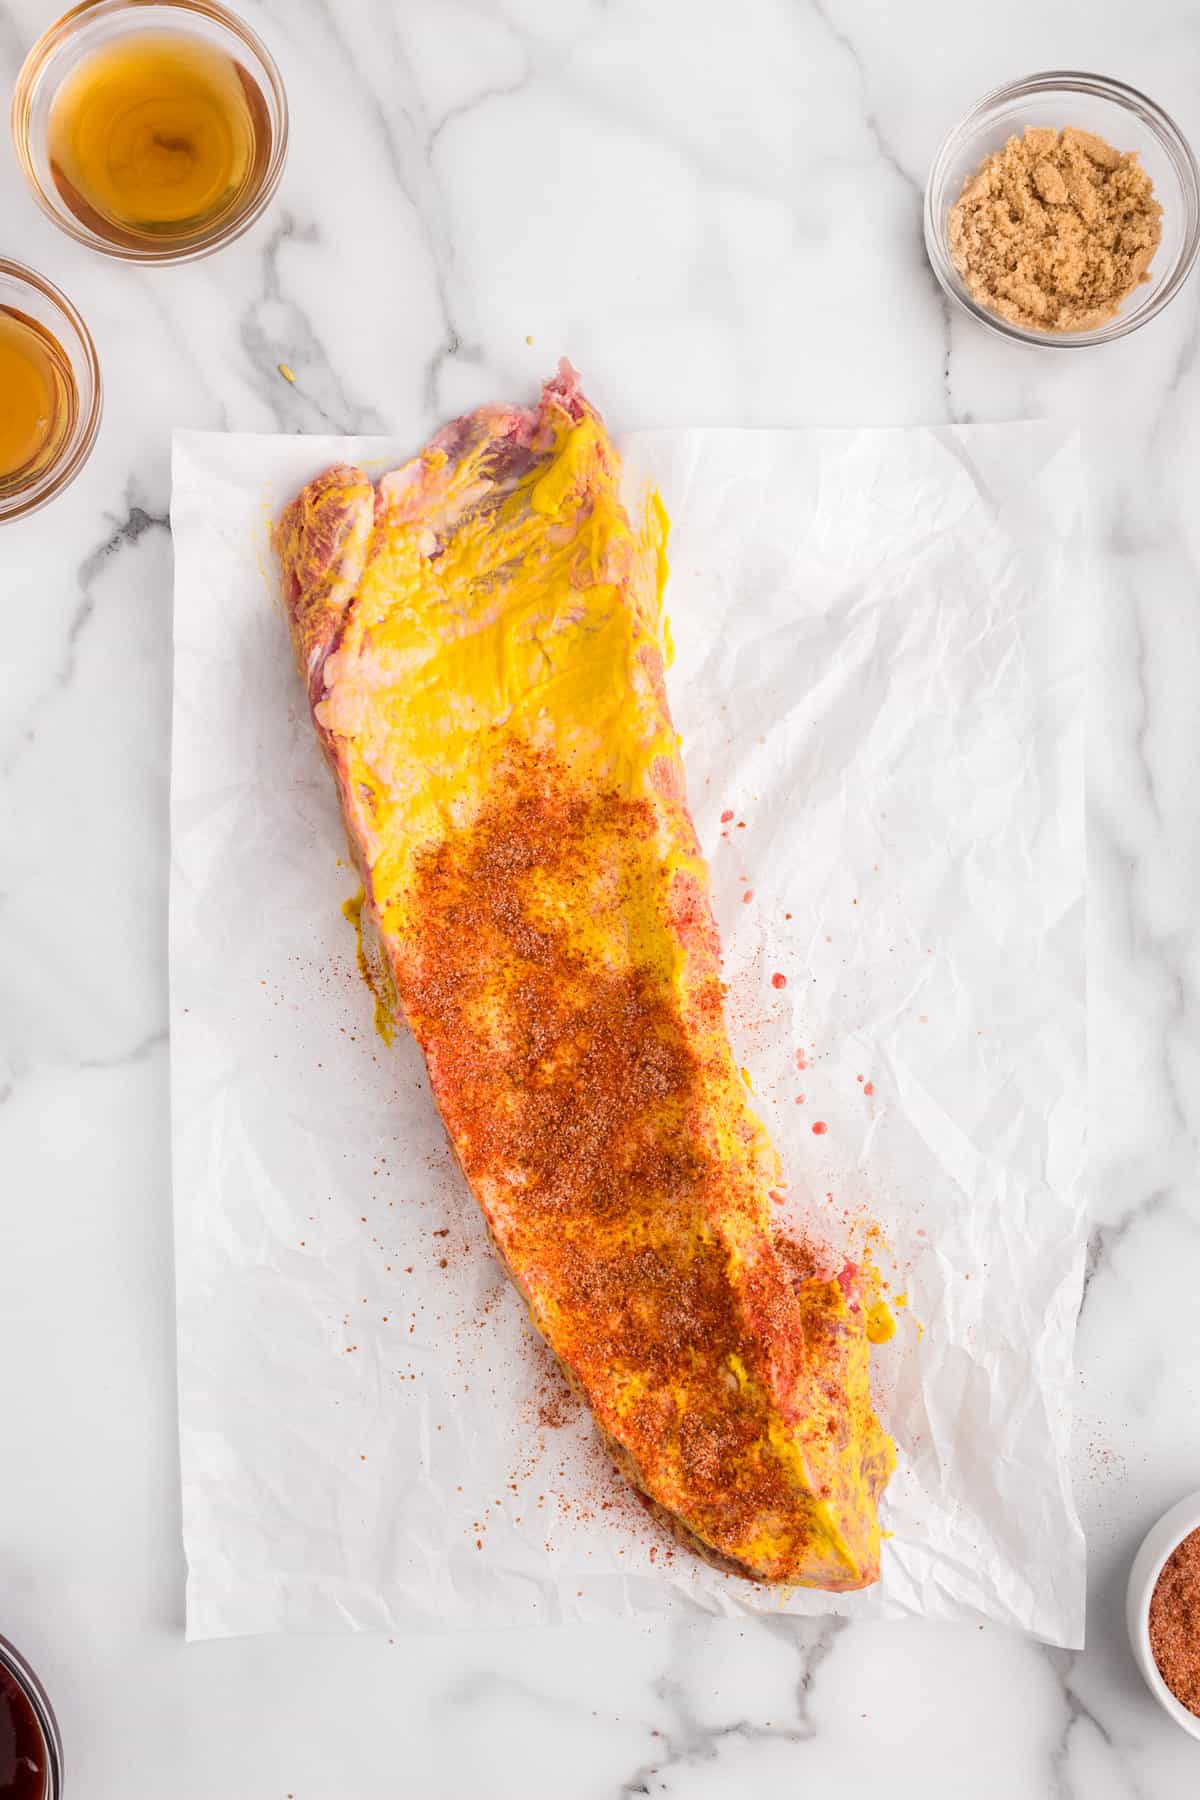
947,126,1162,331
1149,1526,1200,1715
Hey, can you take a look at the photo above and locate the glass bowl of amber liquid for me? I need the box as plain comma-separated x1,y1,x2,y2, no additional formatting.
12,0,288,263
0,261,102,524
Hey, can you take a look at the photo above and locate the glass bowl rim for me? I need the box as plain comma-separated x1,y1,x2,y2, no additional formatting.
10,0,290,266
0,256,103,523
923,69,1200,348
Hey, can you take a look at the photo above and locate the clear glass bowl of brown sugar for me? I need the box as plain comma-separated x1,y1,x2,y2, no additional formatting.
925,72,1200,346
12,0,288,264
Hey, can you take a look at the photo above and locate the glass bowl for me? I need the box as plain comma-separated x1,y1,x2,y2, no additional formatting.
0,259,102,524
925,72,1200,346
0,1633,64,1797
11,0,288,264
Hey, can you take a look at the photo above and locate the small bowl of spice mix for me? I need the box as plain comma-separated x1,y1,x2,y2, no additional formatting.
1127,1490,1200,1739
925,72,1199,345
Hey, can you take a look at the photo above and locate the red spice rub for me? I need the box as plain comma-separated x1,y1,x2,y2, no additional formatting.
1150,1527,1200,1715
394,766,892,1586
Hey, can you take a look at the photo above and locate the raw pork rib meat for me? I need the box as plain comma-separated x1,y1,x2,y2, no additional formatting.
275,365,894,1588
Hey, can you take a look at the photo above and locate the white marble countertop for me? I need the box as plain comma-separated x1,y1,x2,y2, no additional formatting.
3,0,1200,1794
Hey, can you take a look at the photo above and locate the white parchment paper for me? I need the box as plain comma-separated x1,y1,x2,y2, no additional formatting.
170,422,1086,1646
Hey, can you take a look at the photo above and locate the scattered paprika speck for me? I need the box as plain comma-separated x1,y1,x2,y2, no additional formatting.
812,1121,828,1135
864,1082,874,1097
771,972,787,989
720,809,734,823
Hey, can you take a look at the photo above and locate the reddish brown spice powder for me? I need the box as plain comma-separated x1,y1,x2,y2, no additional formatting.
1150,1528,1200,1715
393,762,880,1572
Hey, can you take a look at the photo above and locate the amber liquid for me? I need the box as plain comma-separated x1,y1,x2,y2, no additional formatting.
47,29,271,248
0,307,76,492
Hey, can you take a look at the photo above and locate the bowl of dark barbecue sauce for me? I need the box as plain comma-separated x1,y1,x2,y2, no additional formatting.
0,1639,61,1800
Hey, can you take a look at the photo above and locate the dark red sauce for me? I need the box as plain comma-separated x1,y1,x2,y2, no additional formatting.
0,1663,45,1800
